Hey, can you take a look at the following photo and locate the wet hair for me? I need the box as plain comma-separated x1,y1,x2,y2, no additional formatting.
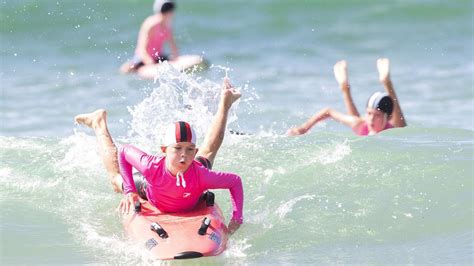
367,92,393,115
161,2,175,14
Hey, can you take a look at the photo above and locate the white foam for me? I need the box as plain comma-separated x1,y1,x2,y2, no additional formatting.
315,140,352,165
276,194,315,219
224,238,252,258
57,131,103,174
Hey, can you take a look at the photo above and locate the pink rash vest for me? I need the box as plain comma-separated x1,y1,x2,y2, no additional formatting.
139,23,171,60
353,122,393,136
118,144,244,224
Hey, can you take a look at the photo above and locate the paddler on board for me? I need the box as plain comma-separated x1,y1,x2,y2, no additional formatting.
287,58,407,136
120,0,179,75
75,78,244,234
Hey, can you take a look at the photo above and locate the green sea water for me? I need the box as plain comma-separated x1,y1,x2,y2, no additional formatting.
1,0,473,264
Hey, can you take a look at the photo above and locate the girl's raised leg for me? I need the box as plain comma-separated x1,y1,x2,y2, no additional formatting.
75,109,123,193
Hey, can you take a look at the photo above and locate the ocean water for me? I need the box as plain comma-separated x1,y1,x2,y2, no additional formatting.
1,0,473,264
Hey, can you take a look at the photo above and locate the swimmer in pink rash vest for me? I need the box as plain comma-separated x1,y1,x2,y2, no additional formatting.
120,0,178,74
287,58,407,136
75,78,243,234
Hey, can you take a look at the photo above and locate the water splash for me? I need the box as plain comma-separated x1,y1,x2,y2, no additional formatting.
127,64,257,151
276,194,316,219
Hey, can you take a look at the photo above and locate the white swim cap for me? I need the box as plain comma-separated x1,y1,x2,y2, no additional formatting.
153,0,175,14
367,92,394,115
163,121,197,147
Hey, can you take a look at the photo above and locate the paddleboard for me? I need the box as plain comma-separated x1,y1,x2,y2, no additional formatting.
137,54,208,79
123,196,228,260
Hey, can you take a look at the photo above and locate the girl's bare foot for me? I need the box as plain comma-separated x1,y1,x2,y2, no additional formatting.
377,58,391,83
119,61,135,74
333,60,350,91
221,78,241,109
74,109,107,129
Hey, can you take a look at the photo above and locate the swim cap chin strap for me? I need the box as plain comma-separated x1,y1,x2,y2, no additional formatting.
176,172,186,188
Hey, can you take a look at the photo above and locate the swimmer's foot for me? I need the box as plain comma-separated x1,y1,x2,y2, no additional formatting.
377,58,391,83
221,78,241,110
74,109,107,130
119,62,135,74
333,60,349,91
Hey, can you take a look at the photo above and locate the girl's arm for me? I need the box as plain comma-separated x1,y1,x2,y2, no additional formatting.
136,18,156,65
377,58,407,128
118,144,156,194
287,107,362,136
200,168,244,224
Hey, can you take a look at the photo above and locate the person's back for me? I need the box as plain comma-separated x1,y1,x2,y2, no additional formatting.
142,16,171,60
120,0,178,73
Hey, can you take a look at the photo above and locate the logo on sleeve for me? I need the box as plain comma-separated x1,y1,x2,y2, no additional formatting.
183,192,191,198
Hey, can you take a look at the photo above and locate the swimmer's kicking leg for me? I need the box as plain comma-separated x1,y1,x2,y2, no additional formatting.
196,78,241,167
377,58,407,127
74,109,123,193
334,60,360,117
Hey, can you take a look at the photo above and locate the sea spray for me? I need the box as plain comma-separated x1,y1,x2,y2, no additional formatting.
127,63,257,152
